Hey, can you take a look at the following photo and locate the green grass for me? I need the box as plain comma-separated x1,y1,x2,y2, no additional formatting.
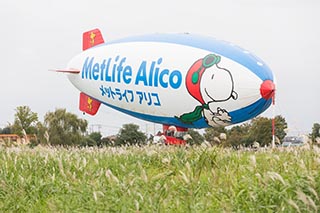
0,145,319,212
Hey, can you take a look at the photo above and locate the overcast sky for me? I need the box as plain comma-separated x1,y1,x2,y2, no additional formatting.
1,0,319,136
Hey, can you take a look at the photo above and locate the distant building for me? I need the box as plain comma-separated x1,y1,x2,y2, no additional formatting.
0,134,36,145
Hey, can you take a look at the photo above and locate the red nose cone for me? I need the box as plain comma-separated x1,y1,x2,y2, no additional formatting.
260,80,275,100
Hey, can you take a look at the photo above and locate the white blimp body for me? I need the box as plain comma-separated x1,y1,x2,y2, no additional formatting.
55,29,275,144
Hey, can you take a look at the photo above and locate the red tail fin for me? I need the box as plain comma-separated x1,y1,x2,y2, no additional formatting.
49,68,80,74
79,92,101,115
82,28,105,51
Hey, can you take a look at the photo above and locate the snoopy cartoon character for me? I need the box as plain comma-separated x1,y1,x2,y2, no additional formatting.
176,54,238,127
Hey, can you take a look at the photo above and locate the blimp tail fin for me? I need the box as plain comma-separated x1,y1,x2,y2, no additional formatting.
82,28,105,51
49,68,80,74
79,92,101,116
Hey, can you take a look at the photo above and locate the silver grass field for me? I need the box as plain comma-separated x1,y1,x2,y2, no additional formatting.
0,145,319,212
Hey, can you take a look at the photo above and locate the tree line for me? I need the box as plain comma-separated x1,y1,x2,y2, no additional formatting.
0,106,148,147
0,106,319,147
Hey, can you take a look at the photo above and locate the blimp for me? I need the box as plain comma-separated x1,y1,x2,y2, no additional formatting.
54,28,275,144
